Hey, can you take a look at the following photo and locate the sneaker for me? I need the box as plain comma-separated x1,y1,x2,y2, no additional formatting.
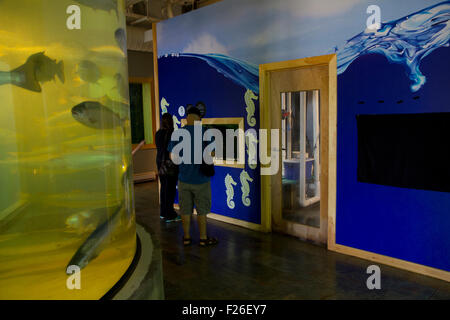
165,216,181,223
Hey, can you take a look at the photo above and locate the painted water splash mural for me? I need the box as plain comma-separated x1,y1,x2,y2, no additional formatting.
159,53,259,94
162,2,450,95
336,1,450,92
157,0,449,229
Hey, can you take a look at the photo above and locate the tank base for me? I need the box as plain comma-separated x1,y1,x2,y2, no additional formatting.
102,224,164,300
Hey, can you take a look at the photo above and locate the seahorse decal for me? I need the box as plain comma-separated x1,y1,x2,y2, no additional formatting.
240,170,254,207
245,130,258,170
161,97,169,115
245,89,258,127
225,174,237,209
172,115,181,130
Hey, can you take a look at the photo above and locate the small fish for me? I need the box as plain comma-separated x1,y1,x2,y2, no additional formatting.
114,73,128,99
77,60,101,83
0,52,64,92
66,203,124,271
73,0,118,17
72,101,126,135
115,28,127,55
65,209,106,235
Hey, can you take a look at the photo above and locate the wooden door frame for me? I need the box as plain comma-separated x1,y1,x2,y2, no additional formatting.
260,55,450,282
152,23,161,132
259,54,337,242
129,77,157,150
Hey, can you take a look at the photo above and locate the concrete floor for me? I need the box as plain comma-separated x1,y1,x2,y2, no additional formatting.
135,181,450,300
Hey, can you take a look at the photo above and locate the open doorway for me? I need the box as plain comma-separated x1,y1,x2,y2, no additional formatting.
281,90,321,228
260,55,337,245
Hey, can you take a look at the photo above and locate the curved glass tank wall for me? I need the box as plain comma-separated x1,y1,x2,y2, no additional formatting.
0,1,136,299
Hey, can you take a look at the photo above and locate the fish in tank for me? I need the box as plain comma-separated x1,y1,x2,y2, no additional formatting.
0,52,65,92
0,0,136,299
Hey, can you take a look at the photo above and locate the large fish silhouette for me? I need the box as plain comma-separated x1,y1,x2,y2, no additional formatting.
66,202,124,271
71,101,127,135
77,60,101,83
115,28,127,55
0,52,64,92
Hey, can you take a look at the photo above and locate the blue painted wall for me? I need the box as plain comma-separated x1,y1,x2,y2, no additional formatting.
158,55,261,223
157,0,450,271
337,49,450,271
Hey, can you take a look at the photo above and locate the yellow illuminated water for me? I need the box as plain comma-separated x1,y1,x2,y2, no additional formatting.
0,0,136,299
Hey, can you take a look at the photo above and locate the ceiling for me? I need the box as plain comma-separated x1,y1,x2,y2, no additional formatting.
125,0,222,29
125,0,222,53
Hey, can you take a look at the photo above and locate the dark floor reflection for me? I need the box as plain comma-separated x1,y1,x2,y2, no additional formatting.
135,181,450,300
282,202,320,228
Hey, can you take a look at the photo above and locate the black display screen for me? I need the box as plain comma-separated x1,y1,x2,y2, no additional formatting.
356,112,450,192
129,83,145,144
203,123,240,161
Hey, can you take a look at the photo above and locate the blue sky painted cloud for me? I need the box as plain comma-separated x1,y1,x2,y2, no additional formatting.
158,0,445,64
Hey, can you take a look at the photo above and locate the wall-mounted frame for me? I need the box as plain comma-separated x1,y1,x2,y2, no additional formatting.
129,77,157,150
180,117,245,169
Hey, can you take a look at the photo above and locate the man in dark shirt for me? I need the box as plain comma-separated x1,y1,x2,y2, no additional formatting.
168,104,218,246
155,113,180,222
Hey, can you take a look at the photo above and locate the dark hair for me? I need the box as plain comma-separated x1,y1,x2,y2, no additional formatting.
186,101,206,118
186,105,201,118
161,113,174,131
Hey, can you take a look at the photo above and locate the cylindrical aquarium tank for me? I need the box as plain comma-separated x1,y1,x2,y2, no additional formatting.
0,0,136,299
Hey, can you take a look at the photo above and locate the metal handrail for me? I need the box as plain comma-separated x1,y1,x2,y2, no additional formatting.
132,140,146,156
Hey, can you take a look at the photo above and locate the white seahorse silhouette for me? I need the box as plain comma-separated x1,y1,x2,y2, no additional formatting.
245,131,258,170
172,115,181,130
245,89,258,127
240,170,253,207
225,174,237,209
161,97,169,115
